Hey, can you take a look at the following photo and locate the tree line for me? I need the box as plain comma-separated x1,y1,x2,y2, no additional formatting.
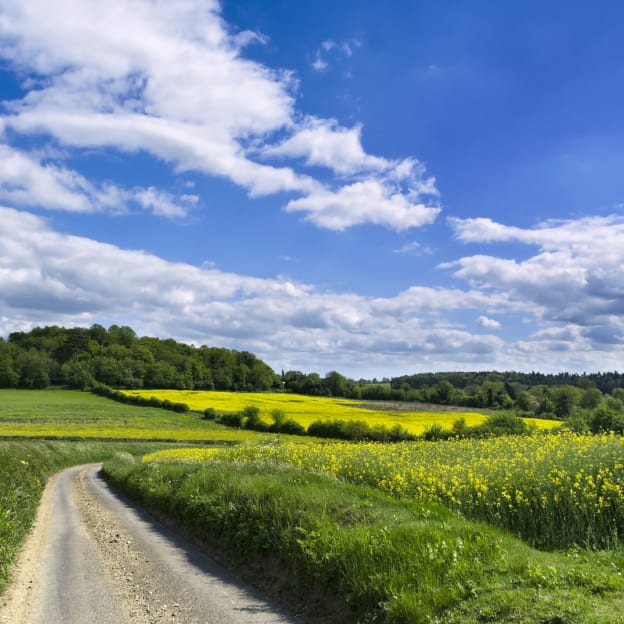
281,370,624,432
2,324,624,432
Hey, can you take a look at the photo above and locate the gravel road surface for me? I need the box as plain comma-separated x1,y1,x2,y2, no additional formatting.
1,464,301,624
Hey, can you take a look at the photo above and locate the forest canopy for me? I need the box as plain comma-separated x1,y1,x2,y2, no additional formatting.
0,324,278,392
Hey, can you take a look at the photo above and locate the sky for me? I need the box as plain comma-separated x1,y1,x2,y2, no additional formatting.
1,0,624,379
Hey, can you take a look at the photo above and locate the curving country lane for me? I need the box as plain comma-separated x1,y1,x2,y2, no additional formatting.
1,464,301,624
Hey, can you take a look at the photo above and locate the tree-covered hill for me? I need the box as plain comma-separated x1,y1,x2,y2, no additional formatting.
0,324,278,391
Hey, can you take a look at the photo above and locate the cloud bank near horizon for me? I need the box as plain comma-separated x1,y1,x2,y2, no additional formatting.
2,206,624,376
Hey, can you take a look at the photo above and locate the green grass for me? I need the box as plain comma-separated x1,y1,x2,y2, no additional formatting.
102,456,624,624
0,389,265,442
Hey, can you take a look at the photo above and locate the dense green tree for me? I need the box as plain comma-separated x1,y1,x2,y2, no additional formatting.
61,355,94,390
324,370,348,397
302,372,323,396
0,353,19,388
580,387,603,409
590,404,624,434
16,349,51,389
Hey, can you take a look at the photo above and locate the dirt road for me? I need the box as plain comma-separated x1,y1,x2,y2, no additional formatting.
1,464,301,624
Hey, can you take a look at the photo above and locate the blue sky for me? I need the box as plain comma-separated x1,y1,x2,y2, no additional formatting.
1,0,624,378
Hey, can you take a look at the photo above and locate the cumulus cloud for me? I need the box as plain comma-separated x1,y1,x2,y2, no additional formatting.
0,206,510,375
262,117,388,175
286,177,440,230
0,0,439,230
2,203,622,374
447,214,624,352
476,316,502,330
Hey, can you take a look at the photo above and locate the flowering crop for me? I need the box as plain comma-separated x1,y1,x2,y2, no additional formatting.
144,432,624,549
126,389,558,434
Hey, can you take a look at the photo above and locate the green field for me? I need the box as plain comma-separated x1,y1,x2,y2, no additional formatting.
124,388,561,434
0,389,260,442
146,432,624,549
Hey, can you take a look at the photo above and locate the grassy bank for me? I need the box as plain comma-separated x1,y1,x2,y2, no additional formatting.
144,433,624,550
102,456,624,623
0,439,181,594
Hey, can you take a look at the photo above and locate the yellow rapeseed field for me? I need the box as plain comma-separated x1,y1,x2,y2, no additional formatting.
143,431,624,548
125,389,559,435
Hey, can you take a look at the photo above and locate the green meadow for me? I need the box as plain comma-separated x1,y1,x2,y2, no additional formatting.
0,389,259,442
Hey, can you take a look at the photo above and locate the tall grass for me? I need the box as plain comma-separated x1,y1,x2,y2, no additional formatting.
145,432,624,549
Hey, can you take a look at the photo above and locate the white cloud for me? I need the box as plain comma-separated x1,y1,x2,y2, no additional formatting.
0,0,439,231
394,241,433,255
476,316,502,330
447,214,624,350
2,205,623,375
0,143,195,217
262,116,388,175
0,143,93,212
310,38,361,72
311,57,328,72
133,187,197,219
286,178,440,230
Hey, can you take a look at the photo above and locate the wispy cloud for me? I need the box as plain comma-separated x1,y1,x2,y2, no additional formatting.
394,241,433,255
310,38,361,72
0,143,195,218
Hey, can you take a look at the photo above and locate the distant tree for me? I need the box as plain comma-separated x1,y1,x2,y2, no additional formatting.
580,387,603,410
430,380,455,404
302,373,323,396
515,391,536,413
537,395,555,417
554,392,574,419
324,371,348,397
107,325,137,347
242,405,262,428
590,404,624,434
61,356,94,390
16,349,50,389
270,409,286,427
